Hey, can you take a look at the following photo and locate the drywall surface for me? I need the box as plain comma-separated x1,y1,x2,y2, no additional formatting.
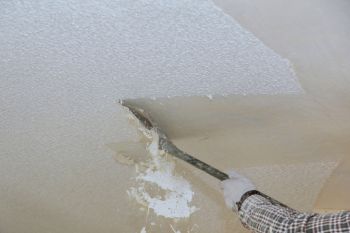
0,0,301,101
238,162,338,211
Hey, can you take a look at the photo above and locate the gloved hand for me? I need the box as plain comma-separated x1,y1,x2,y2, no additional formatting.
221,170,256,211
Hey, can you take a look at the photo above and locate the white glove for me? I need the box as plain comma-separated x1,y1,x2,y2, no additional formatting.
221,170,256,211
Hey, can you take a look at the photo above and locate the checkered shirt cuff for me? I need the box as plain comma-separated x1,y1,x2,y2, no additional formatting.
238,194,350,233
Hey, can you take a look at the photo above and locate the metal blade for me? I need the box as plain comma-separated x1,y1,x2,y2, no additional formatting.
119,100,155,131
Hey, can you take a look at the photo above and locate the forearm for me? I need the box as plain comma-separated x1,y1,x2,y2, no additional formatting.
238,194,350,233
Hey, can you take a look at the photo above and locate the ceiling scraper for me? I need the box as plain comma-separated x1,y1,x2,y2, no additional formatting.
120,100,289,207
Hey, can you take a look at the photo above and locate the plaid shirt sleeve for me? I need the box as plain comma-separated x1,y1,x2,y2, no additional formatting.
238,194,350,233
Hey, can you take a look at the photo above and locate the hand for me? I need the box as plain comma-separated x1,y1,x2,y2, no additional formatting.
221,170,256,211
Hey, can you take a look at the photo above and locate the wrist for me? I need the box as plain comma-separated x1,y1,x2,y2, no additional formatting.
236,190,261,211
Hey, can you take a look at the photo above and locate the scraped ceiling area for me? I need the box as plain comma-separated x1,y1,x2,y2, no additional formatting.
1,0,350,233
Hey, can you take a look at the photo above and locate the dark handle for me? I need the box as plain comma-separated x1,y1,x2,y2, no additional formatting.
159,138,229,181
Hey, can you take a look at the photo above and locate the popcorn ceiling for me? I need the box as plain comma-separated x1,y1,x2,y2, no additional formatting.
0,0,302,102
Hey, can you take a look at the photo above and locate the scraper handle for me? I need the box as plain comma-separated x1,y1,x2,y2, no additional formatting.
159,137,229,181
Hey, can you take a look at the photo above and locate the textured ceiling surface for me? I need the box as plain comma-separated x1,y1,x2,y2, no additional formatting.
0,0,301,100
1,0,350,233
